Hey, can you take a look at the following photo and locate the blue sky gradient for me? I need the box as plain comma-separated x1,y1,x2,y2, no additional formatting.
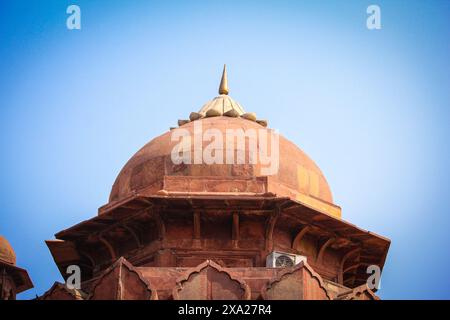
0,0,449,299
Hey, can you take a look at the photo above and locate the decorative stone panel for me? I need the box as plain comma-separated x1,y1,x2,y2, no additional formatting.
261,261,330,300
172,260,251,300
88,257,158,300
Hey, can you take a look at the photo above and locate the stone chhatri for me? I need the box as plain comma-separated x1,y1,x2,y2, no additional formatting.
35,66,390,301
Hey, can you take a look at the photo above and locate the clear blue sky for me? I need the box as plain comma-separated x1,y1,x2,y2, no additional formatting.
0,0,449,299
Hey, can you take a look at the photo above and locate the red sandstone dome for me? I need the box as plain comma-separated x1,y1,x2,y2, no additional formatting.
0,235,16,265
110,116,333,205
0,235,33,298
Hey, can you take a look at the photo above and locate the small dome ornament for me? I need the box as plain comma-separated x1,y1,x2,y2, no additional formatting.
177,65,267,127
218,64,229,95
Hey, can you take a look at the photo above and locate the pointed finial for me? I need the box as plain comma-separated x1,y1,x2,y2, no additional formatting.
219,64,229,95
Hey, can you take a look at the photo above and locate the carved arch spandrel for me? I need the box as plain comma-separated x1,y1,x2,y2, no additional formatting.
88,257,158,300
172,260,251,300
261,261,331,300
